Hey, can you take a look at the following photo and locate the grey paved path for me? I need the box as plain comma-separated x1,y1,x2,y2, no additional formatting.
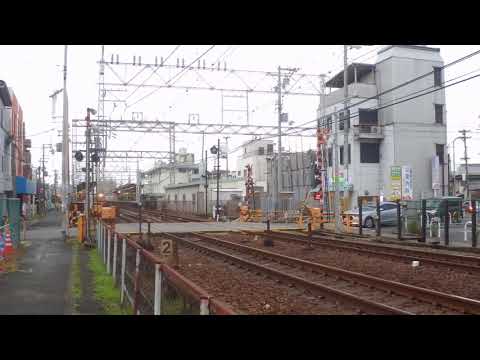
116,221,303,234
0,210,72,315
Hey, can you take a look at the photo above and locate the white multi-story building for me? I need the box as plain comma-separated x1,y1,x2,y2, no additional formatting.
318,45,448,210
142,148,198,197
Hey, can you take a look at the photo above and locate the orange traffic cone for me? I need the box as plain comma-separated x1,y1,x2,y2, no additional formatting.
3,225,14,257
0,231,4,259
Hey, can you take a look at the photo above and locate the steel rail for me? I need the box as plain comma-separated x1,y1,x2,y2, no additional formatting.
256,230,480,274
171,232,480,315
162,232,411,315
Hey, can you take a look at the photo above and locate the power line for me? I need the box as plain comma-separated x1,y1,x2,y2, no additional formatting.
226,66,480,152
287,72,480,137
291,48,480,131
125,45,215,110
124,45,182,102
26,128,56,137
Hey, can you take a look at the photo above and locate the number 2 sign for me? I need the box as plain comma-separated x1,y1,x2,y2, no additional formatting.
160,239,173,257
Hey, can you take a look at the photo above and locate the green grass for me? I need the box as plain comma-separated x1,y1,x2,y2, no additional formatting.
88,250,130,315
70,242,82,313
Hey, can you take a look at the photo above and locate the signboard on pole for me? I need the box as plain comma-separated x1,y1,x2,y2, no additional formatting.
390,166,402,200
401,166,413,200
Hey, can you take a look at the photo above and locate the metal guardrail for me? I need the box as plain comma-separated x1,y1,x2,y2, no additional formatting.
94,219,236,315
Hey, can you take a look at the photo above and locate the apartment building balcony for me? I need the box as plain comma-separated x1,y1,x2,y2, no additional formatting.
325,83,377,108
353,124,384,140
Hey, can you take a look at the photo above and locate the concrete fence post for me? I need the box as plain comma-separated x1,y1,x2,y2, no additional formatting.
200,297,210,315
464,222,471,242
120,238,126,304
104,226,108,264
154,264,162,315
472,201,477,248
96,221,100,253
107,228,111,274
113,233,118,283
133,249,141,315
100,223,104,258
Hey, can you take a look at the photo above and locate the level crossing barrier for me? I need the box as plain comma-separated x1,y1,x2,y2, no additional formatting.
94,218,235,315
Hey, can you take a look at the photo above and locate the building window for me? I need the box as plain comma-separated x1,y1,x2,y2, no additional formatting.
358,109,378,125
339,145,344,165
348,144,351,164
182,194,186,202
436,144,445,165
360,143,380,163
267,144,274,154
327,148,333,167
258,147,265,155
435,104,443,124
433,66,442,87
326,116,332,130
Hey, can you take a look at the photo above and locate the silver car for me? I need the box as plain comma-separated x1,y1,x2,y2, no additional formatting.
343,201,400,228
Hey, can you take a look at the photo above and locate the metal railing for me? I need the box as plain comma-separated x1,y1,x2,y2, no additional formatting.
94,219,236,315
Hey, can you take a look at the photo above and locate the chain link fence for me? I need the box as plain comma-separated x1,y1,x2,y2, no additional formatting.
402,199,479,247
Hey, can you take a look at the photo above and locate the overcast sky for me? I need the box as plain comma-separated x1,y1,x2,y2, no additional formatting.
1,45,479,185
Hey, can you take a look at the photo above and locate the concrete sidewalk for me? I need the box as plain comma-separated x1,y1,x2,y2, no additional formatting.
0,210,73,315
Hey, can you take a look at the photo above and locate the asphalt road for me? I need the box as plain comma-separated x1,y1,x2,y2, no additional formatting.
0,210,72,315
360,220,478,247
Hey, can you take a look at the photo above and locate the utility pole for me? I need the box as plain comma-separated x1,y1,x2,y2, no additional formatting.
42,144,47,215
204,150,208,217
459,129,472,200
216,138,220,221
333,112,342,232
343,45,349,181
274,66,298,214
85,108,96,244
62,45,69,238
276,66,282,215
223,136,230,178
54,170,58,210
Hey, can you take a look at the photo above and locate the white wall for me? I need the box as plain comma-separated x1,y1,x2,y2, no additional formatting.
319,46,447,208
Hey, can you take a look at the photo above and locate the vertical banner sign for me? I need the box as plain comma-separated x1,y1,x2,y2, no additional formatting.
432,156,440,191
401,166,413,200
390,166,402,201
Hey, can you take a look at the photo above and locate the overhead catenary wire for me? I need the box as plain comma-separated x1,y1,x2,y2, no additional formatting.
221,48,480,156
225,66,480,155
124,45,182,103
292,47,480,131
125,45,216,110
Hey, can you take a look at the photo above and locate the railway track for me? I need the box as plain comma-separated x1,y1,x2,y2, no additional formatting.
242,230,480,275
163,232,480,315
116,206,208,224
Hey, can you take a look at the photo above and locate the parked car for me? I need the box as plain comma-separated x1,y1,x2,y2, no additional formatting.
343,201,400,228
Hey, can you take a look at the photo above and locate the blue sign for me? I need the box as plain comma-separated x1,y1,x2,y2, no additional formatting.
15,176,37,194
